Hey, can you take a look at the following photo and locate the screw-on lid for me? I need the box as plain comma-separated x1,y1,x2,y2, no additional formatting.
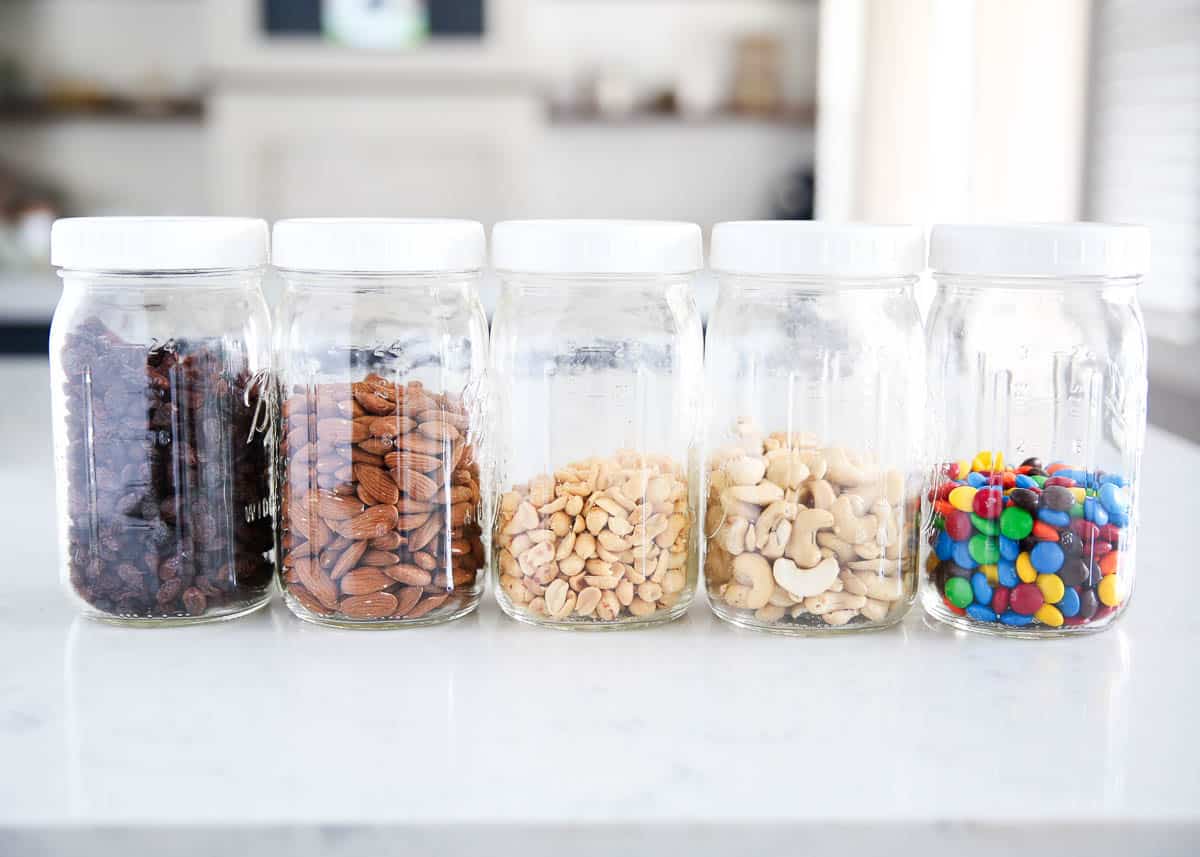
710,221,926,278
492,220,703,275
51,217,268,272
272,218,485,273
930,223,1150,278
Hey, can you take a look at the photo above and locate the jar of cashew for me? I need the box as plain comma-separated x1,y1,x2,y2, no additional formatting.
273,219,490,628
703,222,927,633
490,220,704,628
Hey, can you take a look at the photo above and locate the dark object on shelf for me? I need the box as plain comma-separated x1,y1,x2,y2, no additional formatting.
263,0,484,37
0,323,50,356
0,94,204,121
771,166,815,221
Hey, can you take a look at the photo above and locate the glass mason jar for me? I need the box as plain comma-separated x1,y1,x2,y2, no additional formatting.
273,219,489,628
921,223,1150,636
490,220,704,628
49,217,274,624
703,222,926,633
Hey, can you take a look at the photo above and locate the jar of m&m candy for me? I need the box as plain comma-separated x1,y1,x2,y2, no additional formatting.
921,224,1149,636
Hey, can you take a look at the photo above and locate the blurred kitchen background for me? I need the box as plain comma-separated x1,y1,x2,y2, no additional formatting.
0,0,1196,438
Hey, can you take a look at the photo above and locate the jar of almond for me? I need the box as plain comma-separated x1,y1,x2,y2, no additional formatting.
273,219,489,627
490,221,704,628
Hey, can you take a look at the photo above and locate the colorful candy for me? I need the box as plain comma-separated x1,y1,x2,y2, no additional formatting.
927,452,1131,632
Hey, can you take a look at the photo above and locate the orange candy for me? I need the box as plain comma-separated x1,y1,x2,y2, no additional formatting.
1100,551,1120,577
1032,521,1060,541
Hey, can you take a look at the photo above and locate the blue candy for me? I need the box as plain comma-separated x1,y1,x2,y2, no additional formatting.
971,571,993,605
935,530,954,561
1015,474,1036,489
966,471,987,488
1000,611,1035,626
1038,508,1071,528
953,540,979,569
1084,497,1109,527
1100,482,1130,516
1099,473,1127,487
1058,586,1081,618
966,604,998,622
1108,508,1130,528
998,559,1019,588
1030,541,1065,574
999,535,1019,561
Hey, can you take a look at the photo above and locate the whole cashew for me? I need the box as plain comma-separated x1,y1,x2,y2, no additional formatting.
816,531,856,564
784,508,835,568
761,519,791,560
764,450,810,490
722,552,774,610
773,555,840,599
754,500,796,550
807,479,837,510
830,495,878,544
726,455,767,486
726,482,784,506
824,447,874,486
804,590,868,615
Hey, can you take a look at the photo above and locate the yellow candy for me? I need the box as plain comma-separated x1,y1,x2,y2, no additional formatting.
948,485,978,512
972,451,1004,473
954,459,970,479
980,564,998,585
1016,552,1037,583
1069,487,1086,503
1036,573,1065,604
1035,604,1064,627
1098,575,1120,607
926,553,940,574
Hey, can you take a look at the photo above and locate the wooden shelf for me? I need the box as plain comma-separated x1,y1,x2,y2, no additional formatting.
0,95,205,122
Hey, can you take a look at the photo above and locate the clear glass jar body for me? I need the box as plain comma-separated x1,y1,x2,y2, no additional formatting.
49,269,275,624
703,275,925,633
274,271,489,627
490,274,704,628
920,276,1147,636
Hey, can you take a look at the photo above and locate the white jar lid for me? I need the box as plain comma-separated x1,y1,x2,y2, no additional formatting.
492,220,702,275
710,221,926,278
930,223,1150,277
51,217,268,272
273,218,485,273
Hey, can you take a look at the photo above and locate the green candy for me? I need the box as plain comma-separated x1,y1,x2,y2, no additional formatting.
968,533,1001,565
1069,503,1084,518
1032,475,1047,487
945,576,974,608
933,517,946,530
999,506,1034,540
971,513,1000,536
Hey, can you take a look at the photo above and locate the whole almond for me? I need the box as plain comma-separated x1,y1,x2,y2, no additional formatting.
394,468,439,502
317,491,364,521
329,539,368,580
391,586,423,617
411,550,438,571
316,417,368,444
396,496,436,514
339,591,399,619
384,451,443,473
369,531,404,551
290,583,334,616
382,563,433,586
407,514,442,553
416,408,469,431
358,437,394,455
417,419,461,443
332,505,399,540
354,463,400,505
396,511,432,532
294,557,339,610
404,432,454,456
367,415,416,437
360,549,400,567
353,385,396,415
340,567,395,595
405,592,449,620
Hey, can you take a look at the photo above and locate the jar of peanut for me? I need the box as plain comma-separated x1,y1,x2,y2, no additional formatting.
490,221,704,628
274,219,489,627
703,222,927,633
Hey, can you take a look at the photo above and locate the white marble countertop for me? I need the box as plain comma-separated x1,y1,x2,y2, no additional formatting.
1,357,1198,856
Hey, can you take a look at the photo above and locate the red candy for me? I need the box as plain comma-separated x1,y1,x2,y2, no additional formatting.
1001,471,1016,489
991,586,1010,614
1046,463,1069,475
1032,521,1060,541
1090,541,1113,558
1071,520,1100,541
1045,476,1076,487
944,596,965,616
972,488,1003,520
934,500,956,518
945,510,974,541
1099,524,1123,548
1010,583,1045,616
1092,605,1117,622
1063,615,1090,626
